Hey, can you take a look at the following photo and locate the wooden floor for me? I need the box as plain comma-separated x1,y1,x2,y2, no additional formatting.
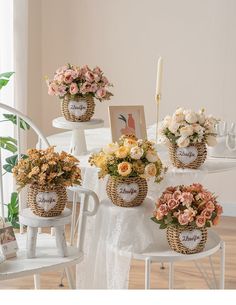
0,216,236,289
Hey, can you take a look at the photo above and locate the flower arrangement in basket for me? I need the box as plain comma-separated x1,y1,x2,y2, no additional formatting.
46,64,113,122
159,108,219,169
13,147,82,217
89,135,166,207
151,184,223,254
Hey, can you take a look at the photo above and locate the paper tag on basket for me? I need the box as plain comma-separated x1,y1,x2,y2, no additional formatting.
68,100,87,117
176,146,198,165
179,229,202,250
36,192,58,212
117,183,139,202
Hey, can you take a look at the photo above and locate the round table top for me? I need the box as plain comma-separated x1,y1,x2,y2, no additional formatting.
19,208,72,228
52,117,104,130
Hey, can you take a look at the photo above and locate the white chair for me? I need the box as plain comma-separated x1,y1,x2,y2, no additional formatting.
0,102,99,289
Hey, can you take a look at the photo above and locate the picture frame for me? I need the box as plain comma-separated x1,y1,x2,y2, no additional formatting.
108,105,147,142
0,224,18,259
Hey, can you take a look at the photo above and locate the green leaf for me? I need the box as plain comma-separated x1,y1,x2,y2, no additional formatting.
0,78,9,89
2,114,30,130
159,223,167,229
5,192,19,229
0,71,14,79
0,136,17,153
3,154,28,173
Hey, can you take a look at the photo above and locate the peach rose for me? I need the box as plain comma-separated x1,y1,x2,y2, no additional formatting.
181,192,193,207
167,199,179,210
96,88,107,99
172,190,182,201
178,212,189,226
158,204,168,216
144,163,157,178
163,193,172,202
124,138,138,148
195,215,206,228
201,209,212,219
213,215,220,225
176,136,190,148
216,204,223,216
69,83,79,95
179,125,194,137
205,201,215,212
155,210,164,220
117,161,132,176
115,146,130,159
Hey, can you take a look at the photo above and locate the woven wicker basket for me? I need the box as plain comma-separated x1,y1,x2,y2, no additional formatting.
28,184,67,217
168,141,207,169
167,224,207,254
106,176,148,207
61,96,95,122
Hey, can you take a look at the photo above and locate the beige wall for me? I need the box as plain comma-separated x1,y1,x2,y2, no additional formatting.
27,0,236,204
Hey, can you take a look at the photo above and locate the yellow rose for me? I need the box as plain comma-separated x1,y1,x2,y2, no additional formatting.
115,146,130,158
144,163,157,178
124,138,137,148
118,161,132,176
95,154,107,168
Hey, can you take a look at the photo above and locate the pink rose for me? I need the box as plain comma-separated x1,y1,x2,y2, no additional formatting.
90,83,98,93
85,71,95,82
201,209,212,219
48,82,59,96
101,75,109,85
63,70,75,84
57,85,67,97
56,65,68,74
167,199,179,210
96,88,107,99
196,215,206,228
205,201,215,212
54,73,64,83
94,73,101,83
172,190,182,201
181,192,193,207
69,82,79,95
158,204,168,216
93,66,102,74
80,82,92,94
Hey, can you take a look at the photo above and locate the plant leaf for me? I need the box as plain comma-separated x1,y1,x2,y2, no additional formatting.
3,114,30,130
0,136,17,153
0,71,14,79
3,153,28,173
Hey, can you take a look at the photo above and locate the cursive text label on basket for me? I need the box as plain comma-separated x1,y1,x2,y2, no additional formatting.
117,183,139,202
179,229,202,250
36,192,58,212
176,146,198,165
68,100,87,117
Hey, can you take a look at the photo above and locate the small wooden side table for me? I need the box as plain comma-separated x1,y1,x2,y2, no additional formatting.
19,208,72,258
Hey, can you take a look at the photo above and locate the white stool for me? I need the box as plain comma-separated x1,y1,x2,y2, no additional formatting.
19,208,72,258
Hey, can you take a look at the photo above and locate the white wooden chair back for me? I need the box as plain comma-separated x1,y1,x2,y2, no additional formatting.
0,102,50,229
68,186,99,252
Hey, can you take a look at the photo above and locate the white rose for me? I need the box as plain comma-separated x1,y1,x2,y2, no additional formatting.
185,111,198,124
198,113,205,124
179,125,194,137
177,136,190,147
162,115,172,128
144,163,157,178
130,146,144,160
146,150,159,162
168,120,180,134
206,135,217,147
173,108,185,123
103,142,119,154
192,123,203,133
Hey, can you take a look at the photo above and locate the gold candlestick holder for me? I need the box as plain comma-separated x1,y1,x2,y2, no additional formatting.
155,93,161,144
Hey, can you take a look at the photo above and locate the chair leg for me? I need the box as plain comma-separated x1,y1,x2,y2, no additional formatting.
27,226,38,258
220,241,225,289
55,225,68,257
34,274,40,289
65,266,75,289
168,262,174,289
145,257,151,289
